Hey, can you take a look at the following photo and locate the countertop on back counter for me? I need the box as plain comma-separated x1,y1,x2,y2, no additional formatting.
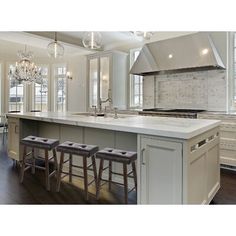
7,111,221,140
199,111,236,116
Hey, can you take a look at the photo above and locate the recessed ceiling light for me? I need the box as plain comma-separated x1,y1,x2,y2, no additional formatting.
168,54,173,59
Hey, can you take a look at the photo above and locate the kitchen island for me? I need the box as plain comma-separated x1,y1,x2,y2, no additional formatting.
7,111,221,204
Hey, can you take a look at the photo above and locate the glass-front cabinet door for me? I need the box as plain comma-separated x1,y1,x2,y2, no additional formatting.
88,54,111,109
88,51,127,111
100,56,110,108
89,58,99,108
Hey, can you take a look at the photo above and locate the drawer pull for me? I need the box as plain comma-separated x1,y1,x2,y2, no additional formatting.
141,148,146,165
15,125,19,134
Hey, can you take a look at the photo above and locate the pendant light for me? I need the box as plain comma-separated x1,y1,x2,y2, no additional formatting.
47,32,64,58
82,32,102,49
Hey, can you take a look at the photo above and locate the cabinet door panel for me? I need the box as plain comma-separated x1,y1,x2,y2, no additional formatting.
89,58,99,107
140,137,182,204
207,143,220,202
100,56,110,107
188,153,206,204
7,117,20,160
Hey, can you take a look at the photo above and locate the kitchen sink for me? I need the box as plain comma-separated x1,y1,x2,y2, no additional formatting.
71,112,105,116
71,112,134,119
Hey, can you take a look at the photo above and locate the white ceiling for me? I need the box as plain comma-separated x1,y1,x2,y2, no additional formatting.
0,31,195,59
0,31,142,58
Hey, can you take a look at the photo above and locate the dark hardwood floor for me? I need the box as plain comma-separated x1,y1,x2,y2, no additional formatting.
0,134,136,204
211,168,236,204
1,133,236,204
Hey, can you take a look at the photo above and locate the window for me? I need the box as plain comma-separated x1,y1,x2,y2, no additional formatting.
8,64,24,112
54,66,67,112
129,48,143,108
32,66,49,111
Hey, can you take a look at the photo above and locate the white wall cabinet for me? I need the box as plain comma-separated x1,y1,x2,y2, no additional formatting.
87,51,128,110
139,136,183,204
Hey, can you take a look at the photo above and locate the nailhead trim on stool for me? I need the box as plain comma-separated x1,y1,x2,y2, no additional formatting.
56,141,99,201
96,148,137,204
20,135,59,191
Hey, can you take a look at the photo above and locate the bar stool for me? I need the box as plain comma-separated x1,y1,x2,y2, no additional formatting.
56,141,98,200
20,135,59,191
96,148,137,204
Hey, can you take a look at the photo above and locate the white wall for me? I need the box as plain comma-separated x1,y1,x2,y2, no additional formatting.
0,53,88,113
67,55,87,112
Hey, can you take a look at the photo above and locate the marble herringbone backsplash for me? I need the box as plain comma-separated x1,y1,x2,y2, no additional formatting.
143,70,226,111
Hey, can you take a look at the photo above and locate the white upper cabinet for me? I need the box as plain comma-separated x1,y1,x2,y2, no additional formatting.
87,51,128,111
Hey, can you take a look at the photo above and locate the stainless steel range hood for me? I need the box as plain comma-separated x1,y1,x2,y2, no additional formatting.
130,32,225,76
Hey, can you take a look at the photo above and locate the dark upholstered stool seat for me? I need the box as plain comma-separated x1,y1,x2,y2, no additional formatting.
56,141,98,200
57,141,98,157
96,148,137,164
20,135,59,191
21,135,59,150
96,148,137,204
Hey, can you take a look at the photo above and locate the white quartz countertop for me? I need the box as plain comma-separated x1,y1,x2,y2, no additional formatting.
7,112,221,140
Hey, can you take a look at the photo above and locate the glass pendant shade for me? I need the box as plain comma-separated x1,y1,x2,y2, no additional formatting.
47,32,64,58
82,32,102,49
9,46,42,84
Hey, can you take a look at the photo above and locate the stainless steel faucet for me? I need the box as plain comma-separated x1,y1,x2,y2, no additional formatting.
92,105,97,117
98,89,112,113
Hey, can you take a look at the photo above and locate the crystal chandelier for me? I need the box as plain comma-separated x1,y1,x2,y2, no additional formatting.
82,32,102,49
47,32,64,58
9,46,42,84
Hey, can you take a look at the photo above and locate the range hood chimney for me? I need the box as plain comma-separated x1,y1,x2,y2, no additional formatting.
130,32,225,76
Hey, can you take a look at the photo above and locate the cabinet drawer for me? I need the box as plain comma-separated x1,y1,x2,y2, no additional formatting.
220,138,236,150
220,123,236,139
221,130,236,139
220,123,236,132
220,154,236,166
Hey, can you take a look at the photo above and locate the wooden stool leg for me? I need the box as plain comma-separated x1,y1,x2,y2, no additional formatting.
20,145,27,183
31,148,35,174
96,158,104,200
123,163,128,204
53,148,58,173
83,156,88,200
108,160,112,191
56,152,64,192
45,150,50,191
132,162,137,191
69,153,72,183
91,155,97,183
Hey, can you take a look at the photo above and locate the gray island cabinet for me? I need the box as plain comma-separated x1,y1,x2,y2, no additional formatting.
7,112,220,204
